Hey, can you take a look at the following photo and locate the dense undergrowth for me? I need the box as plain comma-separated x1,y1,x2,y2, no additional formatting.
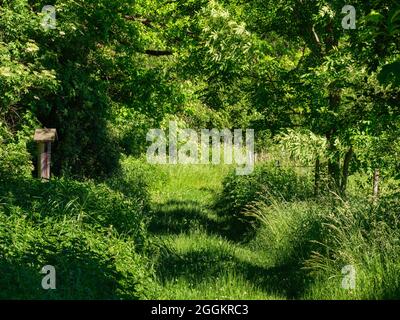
1,139,399,299
0,157,157,299
218,162,400,299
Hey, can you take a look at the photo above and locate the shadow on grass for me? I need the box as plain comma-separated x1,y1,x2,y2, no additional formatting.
155,247,311,299
149,198,324,298
149,200,219,235
149,199,254,242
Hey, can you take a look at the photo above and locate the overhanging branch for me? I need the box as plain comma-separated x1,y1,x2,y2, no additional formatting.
144,50,173,56
124,15,154,28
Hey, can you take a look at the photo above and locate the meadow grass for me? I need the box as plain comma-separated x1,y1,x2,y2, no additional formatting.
147,164,287,299
1,157,398,300
147,162,400,300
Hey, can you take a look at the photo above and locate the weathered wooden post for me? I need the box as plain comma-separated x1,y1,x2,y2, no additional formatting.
33,128,57,181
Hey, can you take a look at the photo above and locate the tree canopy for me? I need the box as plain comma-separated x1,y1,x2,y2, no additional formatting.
1,0,399,185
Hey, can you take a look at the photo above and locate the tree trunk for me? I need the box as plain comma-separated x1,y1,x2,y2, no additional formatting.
340,147,353,195
373,169,380,203
326,87,342,193
326,135,341,192
314,157,320,196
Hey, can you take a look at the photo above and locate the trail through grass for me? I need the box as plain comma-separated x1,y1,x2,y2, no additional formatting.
148,164,288,300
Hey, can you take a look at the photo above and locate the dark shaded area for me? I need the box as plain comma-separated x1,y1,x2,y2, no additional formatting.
0,259,42,300
155,246,313,299
149,199,318,298
149,200,219,235
149,199,254,242
0,176,147,246
0,237,139,300
381,284,400,300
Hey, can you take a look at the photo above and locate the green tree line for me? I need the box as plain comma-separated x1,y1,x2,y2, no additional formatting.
1,0,399,191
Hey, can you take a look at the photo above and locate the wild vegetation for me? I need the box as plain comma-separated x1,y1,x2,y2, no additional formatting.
0,0,399,299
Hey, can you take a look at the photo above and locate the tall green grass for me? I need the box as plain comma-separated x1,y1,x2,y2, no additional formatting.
1,152,399,300
146,163,285,299
222,161,400,299
304,193,400,299
0,158,157,299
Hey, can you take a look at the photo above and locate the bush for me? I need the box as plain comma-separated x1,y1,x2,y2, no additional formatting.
0,123,33,178
0,158,158,299
0,175,149,246
217,163,314,216
214,162,314,239
0,213,152,299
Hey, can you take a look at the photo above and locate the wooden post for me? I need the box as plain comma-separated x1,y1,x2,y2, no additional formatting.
37,142,44,179
33,129,57,181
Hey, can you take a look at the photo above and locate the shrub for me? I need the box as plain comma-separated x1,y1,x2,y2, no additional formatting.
213,162,314,242
0,213,152,299
217,163,313,216
0,158,157,299
0,123,33,178
0,175,149,247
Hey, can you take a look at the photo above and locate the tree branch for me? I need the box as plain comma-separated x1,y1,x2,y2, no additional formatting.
144,50,173,56
124,15,154,28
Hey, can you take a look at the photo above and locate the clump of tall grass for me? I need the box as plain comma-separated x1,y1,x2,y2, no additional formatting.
303,192,400,299
214,162,314,240
217,163,313,215
224,152,400,299
246,194,325,266
0,158,162,299
247,187,400,299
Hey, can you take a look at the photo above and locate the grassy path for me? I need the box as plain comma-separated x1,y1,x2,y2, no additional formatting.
148,165,286,300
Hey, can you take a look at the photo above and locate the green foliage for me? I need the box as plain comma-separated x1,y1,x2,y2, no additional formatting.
0,159,155,299
276,129,327,166
0,0,399,301
107,155,166,201
244,186,400,299
0,213,152,299
250,199,325,267
217,163,312,217
0,122,34,177
190,1,253,80
0,176,149,244
304,193,400,299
